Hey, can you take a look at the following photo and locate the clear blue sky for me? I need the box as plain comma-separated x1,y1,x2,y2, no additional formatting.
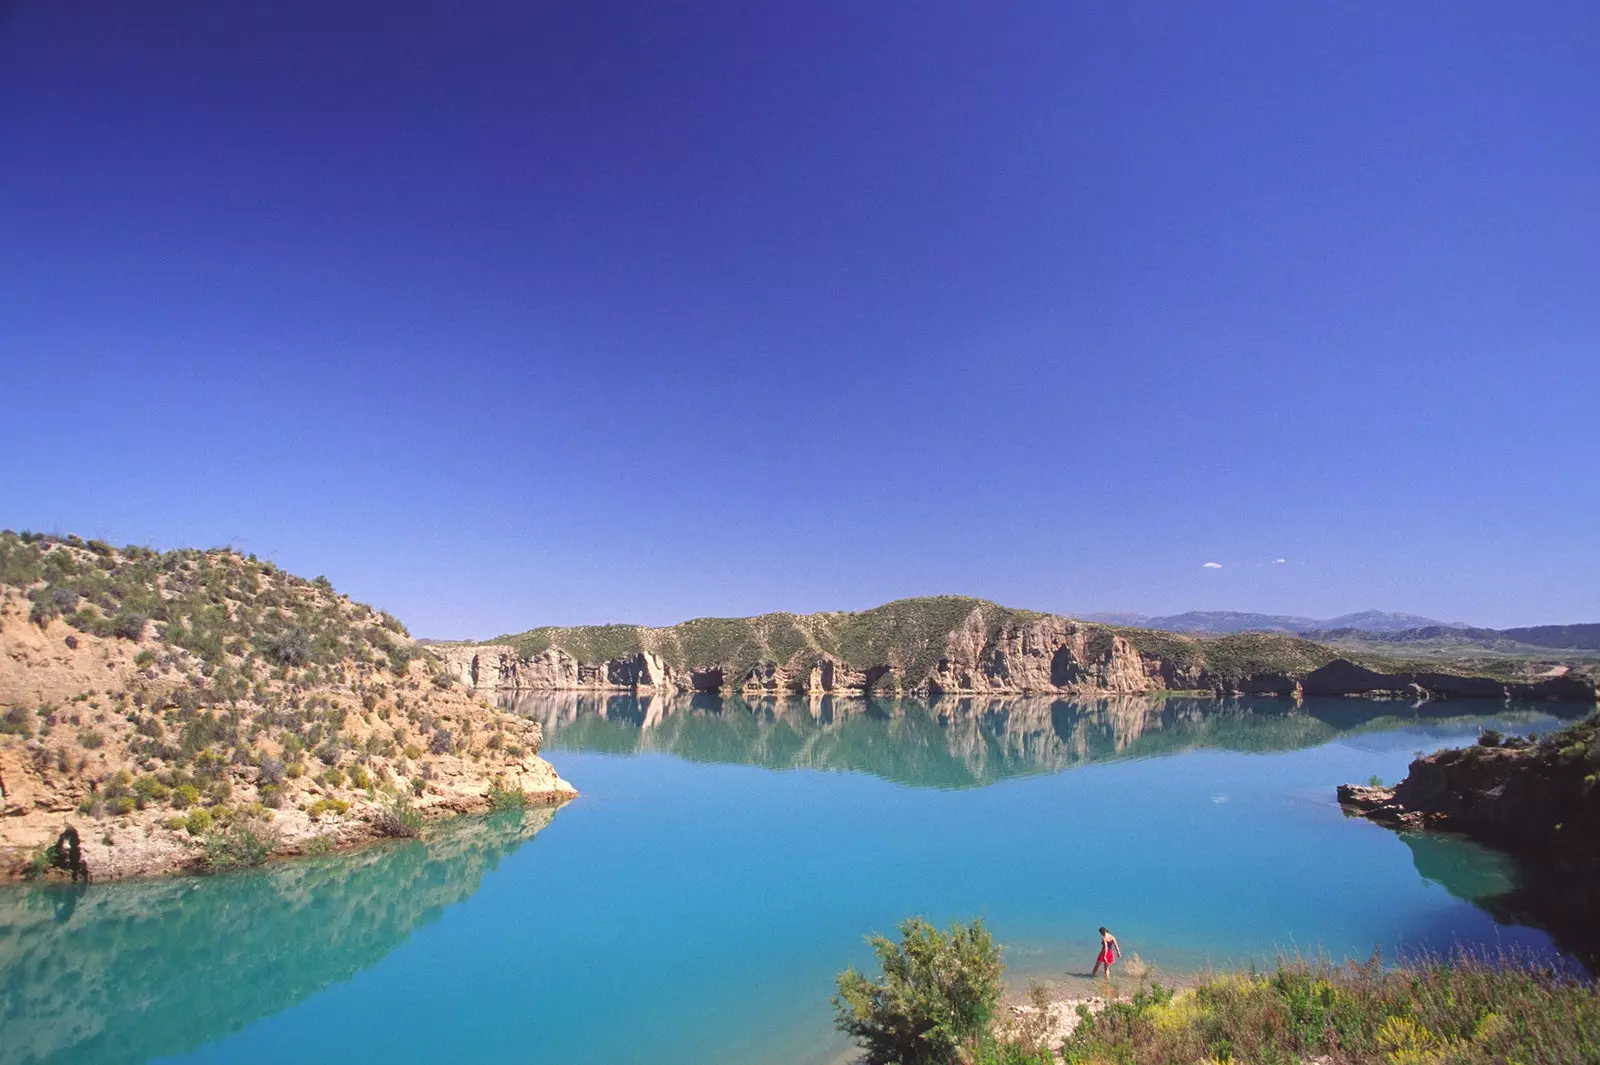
3,3,1596,635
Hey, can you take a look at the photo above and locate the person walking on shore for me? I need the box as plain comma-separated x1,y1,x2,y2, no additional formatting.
1090,926,1120,978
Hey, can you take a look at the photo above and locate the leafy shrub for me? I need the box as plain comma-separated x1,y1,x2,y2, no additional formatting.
110,611,147,640
262,628,311,666
257,756,286,786
306,797,349,820
185,808,213,835
201,818,280,871
302,833,336,855
487,779,527,809
371,793,423,838
171,784,200,809
1,706,33,737
833,917,1002,1065
1479,728,1504,748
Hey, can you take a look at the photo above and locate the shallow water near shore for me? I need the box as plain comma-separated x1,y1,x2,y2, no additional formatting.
0,695,1584,1065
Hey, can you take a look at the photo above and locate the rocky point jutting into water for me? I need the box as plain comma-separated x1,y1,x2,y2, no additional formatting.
442,597,1597,703
1339,710,1600,969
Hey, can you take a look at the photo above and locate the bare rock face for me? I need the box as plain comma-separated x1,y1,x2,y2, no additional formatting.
440,603,1597,705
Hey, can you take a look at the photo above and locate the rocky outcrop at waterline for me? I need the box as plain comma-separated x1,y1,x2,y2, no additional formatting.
1339,710,1600,968
442,597,1598,704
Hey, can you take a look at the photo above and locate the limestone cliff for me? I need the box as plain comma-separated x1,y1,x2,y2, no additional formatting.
444,597,1597,703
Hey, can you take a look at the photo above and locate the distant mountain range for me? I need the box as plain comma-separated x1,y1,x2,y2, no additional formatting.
1080,610,1465,635
1079,611,1600,651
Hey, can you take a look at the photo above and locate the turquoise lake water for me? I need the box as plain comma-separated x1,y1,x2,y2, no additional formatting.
0,695,1584,1065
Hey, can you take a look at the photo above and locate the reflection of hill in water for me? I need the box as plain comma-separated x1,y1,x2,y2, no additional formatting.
0,807,560,1065
503,692,1583,790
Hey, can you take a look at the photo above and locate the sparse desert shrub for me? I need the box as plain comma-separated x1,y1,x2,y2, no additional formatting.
77,727,105,749
257,756,286,786
110,610,147,640
108,796,136,816
171,783,200,809
320,766,346,787
403,743,422,760
302,832,336,855
487,778,527,810
1,706,33,737
201,818,280,871
306,797,349,820
185,808,213,835
429,728,454,755
262,628,311,667
370,794,423,838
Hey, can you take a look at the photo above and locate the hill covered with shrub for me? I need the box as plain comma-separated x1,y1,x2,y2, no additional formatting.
0,530,573,881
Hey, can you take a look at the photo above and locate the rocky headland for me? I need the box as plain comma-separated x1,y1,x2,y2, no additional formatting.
440,597,1597,703
1339,710,1600,968
0,531,574,882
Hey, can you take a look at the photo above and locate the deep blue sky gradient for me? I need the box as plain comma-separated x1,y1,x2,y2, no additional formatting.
3,3,1597,634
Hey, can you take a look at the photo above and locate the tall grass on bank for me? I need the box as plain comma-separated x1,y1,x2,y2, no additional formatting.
1059,953,1599,1065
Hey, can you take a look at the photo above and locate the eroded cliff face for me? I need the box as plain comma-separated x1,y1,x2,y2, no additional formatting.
442,603,1596,703
443,609,1222,698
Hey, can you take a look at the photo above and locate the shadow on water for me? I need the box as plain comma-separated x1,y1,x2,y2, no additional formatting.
502,690,1586,790
0,806,562,1065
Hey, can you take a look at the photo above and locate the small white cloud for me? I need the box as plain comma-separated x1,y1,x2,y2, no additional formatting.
1273,558,1287,564
1202,561,1223,569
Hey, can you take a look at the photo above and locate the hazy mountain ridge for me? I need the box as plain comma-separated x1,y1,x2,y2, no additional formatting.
1081,609,1468,634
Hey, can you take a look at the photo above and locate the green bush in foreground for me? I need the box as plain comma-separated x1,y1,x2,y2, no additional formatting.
833,920,1600,1065
833,917,1002,1065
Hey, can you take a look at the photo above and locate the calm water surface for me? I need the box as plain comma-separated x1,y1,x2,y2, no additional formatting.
0,695,1583,1065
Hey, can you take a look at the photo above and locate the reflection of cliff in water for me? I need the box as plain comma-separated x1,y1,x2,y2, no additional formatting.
1395,829,1519,905
0,807,560,1065
502,691,1584,790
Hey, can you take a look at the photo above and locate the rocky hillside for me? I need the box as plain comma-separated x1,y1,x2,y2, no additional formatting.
442,596,1597,703
1339,710,1600,967
0,531,574,881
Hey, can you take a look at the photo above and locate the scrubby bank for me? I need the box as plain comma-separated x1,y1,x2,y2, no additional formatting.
832,917,1600,1065
0,531,574,881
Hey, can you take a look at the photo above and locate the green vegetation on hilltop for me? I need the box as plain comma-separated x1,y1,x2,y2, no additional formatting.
1,530,414,682
836,597,1040,679
499,623,646,664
